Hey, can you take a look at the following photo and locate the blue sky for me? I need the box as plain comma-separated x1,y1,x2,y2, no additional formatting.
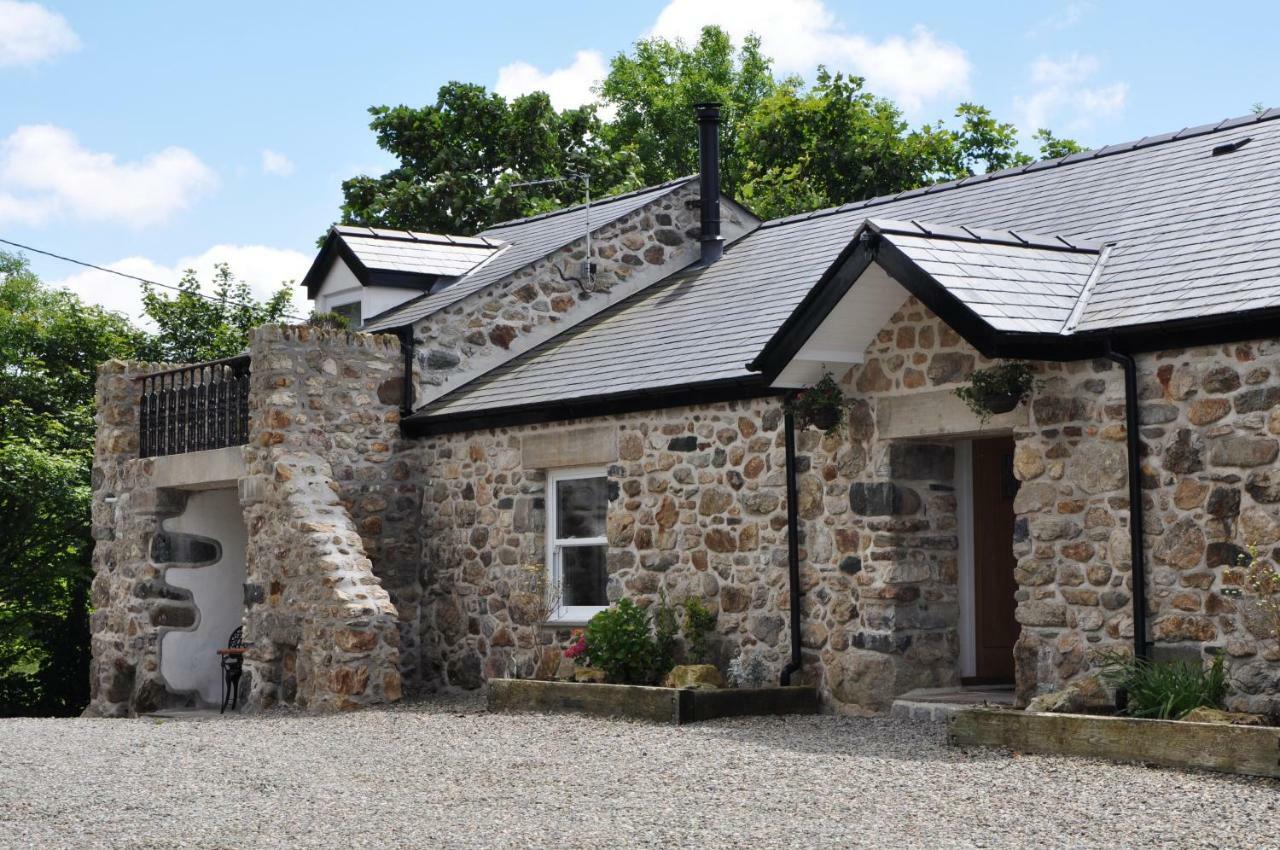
2,0,1278,322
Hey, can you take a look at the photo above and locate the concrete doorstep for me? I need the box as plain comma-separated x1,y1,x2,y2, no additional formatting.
891,686,1017,722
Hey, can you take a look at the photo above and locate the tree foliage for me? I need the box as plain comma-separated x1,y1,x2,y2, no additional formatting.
2,253,290,716
138,263,294,363
0,253,143,716
339,84,639,235
340,26,1083,231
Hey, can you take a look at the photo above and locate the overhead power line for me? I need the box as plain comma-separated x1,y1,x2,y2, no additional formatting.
0,236,309,321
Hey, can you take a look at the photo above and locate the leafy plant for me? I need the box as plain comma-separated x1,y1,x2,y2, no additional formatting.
138,263,295,363
307,310,350,330
783,372,850,435
651,592,679,674
582,599,663,684
0,252,144,717
681,597,717,664
727,650,768,689
1221,545,1280,643
1098,652,1227,720
954,361,1038,424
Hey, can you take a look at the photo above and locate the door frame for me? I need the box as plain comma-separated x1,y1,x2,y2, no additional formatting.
955,440,977,679
956,436,1021,684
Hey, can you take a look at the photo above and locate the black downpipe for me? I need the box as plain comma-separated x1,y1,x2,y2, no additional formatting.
693,102,724,265
1107,349,1150,661
781,407,803,685
399,326,416,416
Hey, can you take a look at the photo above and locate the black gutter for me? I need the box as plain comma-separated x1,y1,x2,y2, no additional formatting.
1107,348,1150,661
780,406,803,685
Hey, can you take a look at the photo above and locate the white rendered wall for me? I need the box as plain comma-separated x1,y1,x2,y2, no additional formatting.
159,488,248,705
313,258,421,323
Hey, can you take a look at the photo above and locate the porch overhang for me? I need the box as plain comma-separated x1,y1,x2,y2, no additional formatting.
747,219,1116,385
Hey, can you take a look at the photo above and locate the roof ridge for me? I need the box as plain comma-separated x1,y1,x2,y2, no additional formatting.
482,175,697,231
866,217,1105,252
758,107,1280,231
1060,243,1116,334
333,225,502,248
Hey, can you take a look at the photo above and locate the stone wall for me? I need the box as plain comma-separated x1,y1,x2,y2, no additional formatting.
239,452,401,711
88,325,427,715
241,324,424,708
417,299,1007,710
1012,342,1280,714
86,360,194,716
410,184,750,405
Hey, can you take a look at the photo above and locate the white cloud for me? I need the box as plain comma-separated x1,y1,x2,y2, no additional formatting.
1029,2,1091,34
1016,55,1128,133
0,124,216,227
49,244,312,325
0,1,79,68
495,49,608,111
261,149,295,177
648,0,971,111
494,0,969,114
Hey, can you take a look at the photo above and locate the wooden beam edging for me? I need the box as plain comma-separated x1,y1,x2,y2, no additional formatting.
487,679,819,725
949,708,1280,780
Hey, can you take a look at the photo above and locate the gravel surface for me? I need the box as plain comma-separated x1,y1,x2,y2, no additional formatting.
1,694,1276,849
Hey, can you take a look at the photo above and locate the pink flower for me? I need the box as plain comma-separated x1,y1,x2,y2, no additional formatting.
564,634,587,660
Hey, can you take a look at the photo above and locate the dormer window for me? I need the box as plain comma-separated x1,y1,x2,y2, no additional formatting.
330,300,361,327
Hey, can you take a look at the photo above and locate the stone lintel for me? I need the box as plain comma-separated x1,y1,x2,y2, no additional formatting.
521,426,618,469
876,389,1027,440
149,446,246,491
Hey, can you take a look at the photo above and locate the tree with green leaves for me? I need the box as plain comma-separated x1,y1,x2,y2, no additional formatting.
600,27,777,193
0,252,144,716
339,84,639,235
139,263,294,363
340,26,1084,231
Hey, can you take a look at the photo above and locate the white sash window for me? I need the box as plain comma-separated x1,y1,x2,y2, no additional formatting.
546,467,609,623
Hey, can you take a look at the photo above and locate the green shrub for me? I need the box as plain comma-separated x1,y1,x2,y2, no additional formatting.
307,310,350,329
681,597,717,664
583,599,662,684
651,592,679,675
1099,653,1227,720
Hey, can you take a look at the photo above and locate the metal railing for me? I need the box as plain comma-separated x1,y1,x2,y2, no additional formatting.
138,355,251,458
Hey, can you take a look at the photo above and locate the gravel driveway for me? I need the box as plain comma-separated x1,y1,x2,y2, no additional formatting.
1,694,1276,849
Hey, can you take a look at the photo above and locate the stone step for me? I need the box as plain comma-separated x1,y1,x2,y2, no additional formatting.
890,699,969,722
891,686,1018,722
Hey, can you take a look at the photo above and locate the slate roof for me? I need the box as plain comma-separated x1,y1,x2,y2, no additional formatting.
866,219,1107,334
336,226,502,276
361,177,696,331
411,109,1280,427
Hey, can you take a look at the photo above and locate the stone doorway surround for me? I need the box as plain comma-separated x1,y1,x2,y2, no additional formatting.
873,388,1029,693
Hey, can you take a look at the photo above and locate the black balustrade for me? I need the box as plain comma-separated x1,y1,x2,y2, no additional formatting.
138,355,250,458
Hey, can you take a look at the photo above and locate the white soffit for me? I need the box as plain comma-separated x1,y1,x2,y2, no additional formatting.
771,263,909,388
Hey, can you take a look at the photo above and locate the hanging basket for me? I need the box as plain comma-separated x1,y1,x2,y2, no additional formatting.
978,390,1021,415
806,406,842,432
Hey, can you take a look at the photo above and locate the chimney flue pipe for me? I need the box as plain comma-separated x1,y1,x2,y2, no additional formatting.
694,102,724,264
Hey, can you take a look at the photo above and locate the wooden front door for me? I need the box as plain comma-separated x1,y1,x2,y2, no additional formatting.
971,436,1021,682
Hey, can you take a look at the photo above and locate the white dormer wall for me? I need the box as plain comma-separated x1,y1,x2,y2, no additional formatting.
313,258,423,327
772,264,910,388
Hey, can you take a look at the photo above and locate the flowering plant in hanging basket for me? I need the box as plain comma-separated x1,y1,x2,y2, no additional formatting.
784,372,851,436
954,360,1038,423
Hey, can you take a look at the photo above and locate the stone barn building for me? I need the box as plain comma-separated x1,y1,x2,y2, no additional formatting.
88,106,1280,717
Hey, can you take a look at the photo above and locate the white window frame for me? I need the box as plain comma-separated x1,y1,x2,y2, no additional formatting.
545,466,609,624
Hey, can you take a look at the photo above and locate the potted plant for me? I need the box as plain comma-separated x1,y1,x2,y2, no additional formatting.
784,372,851,435
954,361,1038,422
